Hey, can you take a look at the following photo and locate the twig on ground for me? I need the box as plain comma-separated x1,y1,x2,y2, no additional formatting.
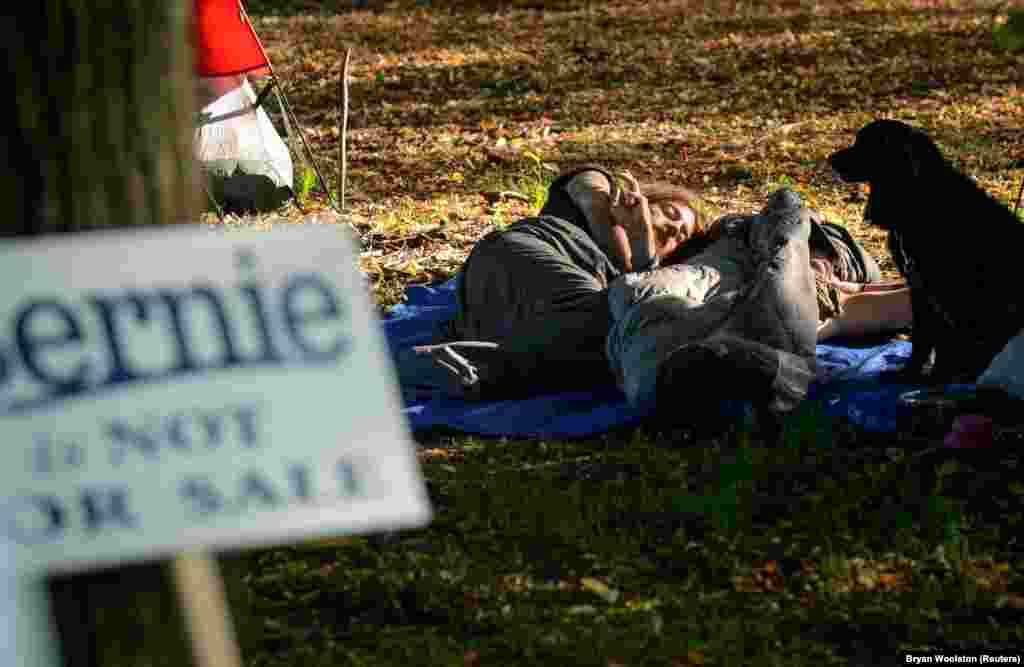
374,225,450,250
338,47,352,212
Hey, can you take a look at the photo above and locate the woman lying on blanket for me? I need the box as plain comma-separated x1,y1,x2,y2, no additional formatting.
402,165,909,415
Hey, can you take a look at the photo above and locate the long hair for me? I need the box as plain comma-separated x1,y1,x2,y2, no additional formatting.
639,181,715,265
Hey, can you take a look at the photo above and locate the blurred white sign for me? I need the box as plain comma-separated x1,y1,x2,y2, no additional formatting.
0,224,430,574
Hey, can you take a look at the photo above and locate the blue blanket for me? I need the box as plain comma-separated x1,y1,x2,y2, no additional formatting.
385,278,931,438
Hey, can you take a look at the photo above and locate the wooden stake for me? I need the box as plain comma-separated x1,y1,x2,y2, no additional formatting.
338,48,352,212
172,553,244,667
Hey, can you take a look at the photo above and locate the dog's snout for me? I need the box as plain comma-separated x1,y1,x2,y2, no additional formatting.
827,150,850,183
827,144,870,184
830,162,860,185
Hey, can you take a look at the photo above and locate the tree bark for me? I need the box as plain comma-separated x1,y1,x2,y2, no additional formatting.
1,2,202,666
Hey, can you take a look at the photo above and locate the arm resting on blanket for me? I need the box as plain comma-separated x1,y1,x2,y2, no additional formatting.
817,287,912,341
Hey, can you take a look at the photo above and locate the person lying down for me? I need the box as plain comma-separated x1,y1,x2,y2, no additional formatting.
396,166,909,424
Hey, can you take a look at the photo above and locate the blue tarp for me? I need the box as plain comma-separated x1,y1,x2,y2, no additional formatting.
385,278,933,438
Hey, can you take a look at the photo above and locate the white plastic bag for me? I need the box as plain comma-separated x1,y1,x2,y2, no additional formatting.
977,328,1024,401
195,74,293,210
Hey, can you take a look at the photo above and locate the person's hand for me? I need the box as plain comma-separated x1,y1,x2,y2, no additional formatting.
609,171,657,271
811,257,863,295
831,279,865,295
817,317,839,341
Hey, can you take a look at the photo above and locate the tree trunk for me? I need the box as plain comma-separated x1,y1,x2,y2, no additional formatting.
1,2,203,666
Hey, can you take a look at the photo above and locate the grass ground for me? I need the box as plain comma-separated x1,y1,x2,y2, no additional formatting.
217,1,1024,665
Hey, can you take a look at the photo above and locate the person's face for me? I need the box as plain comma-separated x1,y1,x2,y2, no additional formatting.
650,199,697,257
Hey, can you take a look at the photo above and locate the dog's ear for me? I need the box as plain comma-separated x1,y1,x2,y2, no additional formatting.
901,139,922,179
902,127,944,179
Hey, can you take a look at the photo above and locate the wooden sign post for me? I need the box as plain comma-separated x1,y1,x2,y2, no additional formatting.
172,553,244,667
1,224,431,665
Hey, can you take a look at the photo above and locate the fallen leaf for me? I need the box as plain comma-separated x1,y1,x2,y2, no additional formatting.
581,577,620,604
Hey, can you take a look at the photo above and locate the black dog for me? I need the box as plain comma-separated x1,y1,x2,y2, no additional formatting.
829,119,1024,381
